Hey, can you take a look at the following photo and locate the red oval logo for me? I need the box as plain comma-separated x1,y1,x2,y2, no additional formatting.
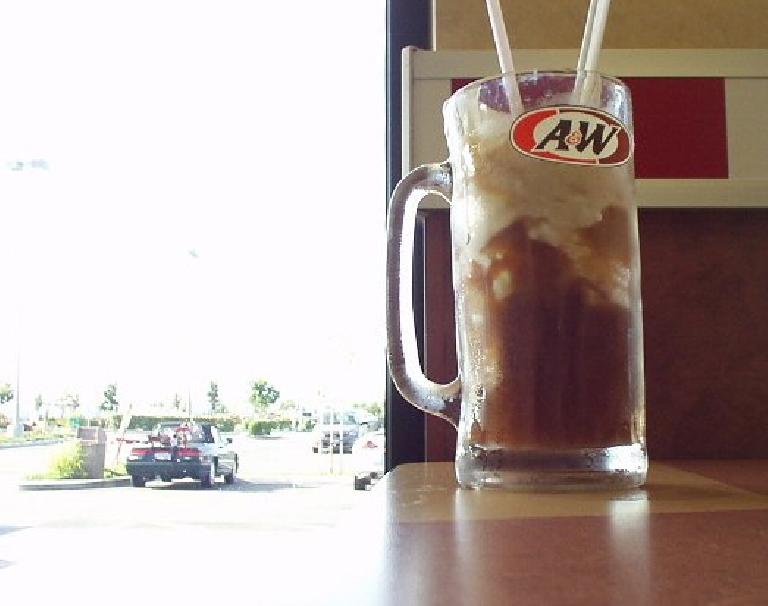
510,106,633,167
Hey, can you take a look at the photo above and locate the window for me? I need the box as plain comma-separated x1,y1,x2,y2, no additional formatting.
1,1,385,429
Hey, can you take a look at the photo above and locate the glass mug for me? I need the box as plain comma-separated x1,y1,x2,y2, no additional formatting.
386,71,647,490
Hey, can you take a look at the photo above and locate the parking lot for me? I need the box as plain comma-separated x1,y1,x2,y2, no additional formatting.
0,432,377,604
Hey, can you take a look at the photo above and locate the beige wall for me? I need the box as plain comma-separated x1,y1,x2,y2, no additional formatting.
434,0,768,50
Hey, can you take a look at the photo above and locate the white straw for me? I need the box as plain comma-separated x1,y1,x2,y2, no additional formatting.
576,0,599,73
575,0,612,106
582,0,611,73
485,0,523,114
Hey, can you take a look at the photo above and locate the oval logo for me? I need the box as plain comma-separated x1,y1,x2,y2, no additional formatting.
510,106,633,167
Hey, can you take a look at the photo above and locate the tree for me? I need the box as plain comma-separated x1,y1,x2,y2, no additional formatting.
249,379,280,415
62,393,80,415
353,401,384,420
0,383,14,406
207,381,221,413
100,383,119,413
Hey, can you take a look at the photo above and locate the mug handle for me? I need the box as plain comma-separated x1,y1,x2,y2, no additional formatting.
386,162,461,428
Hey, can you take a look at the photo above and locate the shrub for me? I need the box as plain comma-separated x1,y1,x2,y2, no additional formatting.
248,420,273,436
49,441,89,479
68,415,86,429
248,418,292,436
192,415,240,432
105,414,242,432
104,462,127,478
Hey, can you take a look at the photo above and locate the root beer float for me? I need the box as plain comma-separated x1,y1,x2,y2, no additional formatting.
386,0,647,488
446,79,643,455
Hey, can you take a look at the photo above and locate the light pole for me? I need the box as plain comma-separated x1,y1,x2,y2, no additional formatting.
186,248,199,419
7,350,23,438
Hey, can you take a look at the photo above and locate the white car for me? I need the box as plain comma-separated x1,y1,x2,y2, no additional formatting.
311,411,360,454
351,429,385,490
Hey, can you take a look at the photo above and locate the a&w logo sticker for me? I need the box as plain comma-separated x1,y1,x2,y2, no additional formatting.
510,106,633,167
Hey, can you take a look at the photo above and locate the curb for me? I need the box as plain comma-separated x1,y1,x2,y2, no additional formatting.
18,476,132,491
0,439,65,450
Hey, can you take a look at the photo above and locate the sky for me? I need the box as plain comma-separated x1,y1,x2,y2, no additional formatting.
0,1,386,417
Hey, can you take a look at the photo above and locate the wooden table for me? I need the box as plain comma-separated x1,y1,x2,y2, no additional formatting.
339,461,768,606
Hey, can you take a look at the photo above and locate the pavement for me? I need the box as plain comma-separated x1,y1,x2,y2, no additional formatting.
16,473,351,491
7,431,365,492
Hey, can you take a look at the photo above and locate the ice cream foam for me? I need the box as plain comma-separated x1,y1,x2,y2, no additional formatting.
445,90,635,308
447,103,633,240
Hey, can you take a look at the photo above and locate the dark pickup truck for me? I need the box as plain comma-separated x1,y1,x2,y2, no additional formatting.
126,421,238,488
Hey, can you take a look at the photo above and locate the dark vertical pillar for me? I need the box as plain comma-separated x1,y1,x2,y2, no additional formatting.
385,0,431,471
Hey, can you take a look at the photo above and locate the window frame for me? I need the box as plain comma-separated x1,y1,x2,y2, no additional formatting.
385,0,432,471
